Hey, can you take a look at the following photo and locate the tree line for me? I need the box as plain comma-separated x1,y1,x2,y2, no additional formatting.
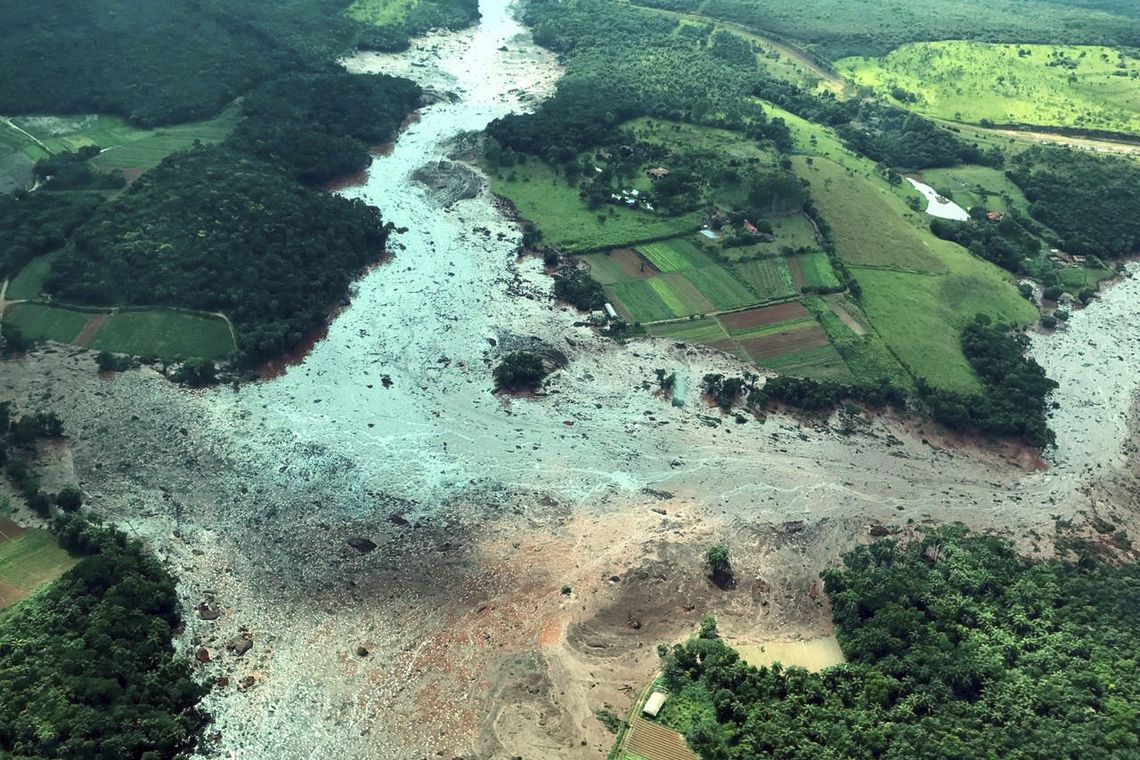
657,525,1140,759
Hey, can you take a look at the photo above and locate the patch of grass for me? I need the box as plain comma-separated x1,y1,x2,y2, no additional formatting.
608,280,680,322
3,303,90,343
90,310,235,361
839,42,1140,136
581,253,631,285
919,165,1031,214
796,252,841,289
0,528,77,611
487,161,703,253
802,295,910,385
626,117,778,164
852,255,1037,392
760,344,852,382
347,0,420,26
734,257,796,300
681,266,754,310
1059,265,1114,292
636,237,709,272
793,155,950,273
6,250,60,301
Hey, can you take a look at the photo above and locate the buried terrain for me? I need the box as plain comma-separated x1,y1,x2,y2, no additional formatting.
2,3,1140,760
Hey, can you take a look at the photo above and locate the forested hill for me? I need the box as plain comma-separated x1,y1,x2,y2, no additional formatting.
0,0,359,126
629,0,1140,59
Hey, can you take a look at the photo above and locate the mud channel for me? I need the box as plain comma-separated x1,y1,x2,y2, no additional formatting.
1,1,1139,757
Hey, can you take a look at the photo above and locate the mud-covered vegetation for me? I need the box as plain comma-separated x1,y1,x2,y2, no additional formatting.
0,514,207,758
658,526,1140,759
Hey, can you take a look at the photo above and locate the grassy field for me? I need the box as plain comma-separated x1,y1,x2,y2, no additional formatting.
487,161,703,252
627,118,778,165
4,303,235,360
793,156,951,273
0,518,76,611
852,254,1038,392
791,252,841,289
918,165,1031,215
720,213,822,259
732,636,846,671
347,0,419,25
5,250,60,300
0,109,237,187
839,42,1140,136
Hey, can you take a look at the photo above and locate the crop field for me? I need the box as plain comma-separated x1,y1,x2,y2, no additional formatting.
635,237,708,272
839,42,1140,136
4,303,235,360
793,155,951,273
0,518,76,611
647,317,729,343
621,718,698,760
804,296,910,386
789,252,841,289
582,249,659,284
740,322,830,361
719,301,810,331
487,161,703,252
732,257,795,300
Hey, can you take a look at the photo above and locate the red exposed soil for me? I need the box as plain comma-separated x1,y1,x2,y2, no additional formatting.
0,516,27,541
73,314,110,347
613,248,660,280
744,325,829,361
325,168,371,192
720,302,810,333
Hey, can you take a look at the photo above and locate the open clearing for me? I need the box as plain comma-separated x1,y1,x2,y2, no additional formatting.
918,165,1031,215
488,160,703,252
4,302,235,360
732,635,846,672
0,517,76,611
839,42,1140,136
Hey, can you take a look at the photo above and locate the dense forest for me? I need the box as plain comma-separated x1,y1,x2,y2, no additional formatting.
1008,146,1140,260
659,526,1140,759
355,0,481,51
0,192,101,280
0,514,207,758
46,148,391,365
628,0,1140,59
0,0,363,126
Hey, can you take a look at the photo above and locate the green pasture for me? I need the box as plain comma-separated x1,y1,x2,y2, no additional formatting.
918,165,1030,214
683,266,755,310
5,250,60,300
793,155,951,273
635,236,709,272
839,42,1140,136
347,0,419,25
802,295,909,385
4,302,235,360
796,252,841,289
852,253,1037,392
487,161,703,252
626,118,778,164
0,528,77,611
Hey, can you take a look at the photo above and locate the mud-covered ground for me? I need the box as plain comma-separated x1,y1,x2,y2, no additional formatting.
1,1,1139,758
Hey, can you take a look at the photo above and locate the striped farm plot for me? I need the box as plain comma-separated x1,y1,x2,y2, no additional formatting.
634,237,709,272
733,257,796,301
760,343,852,381
647,317,729,343
789,252,842,290
621,718,698,760
0,518,76,611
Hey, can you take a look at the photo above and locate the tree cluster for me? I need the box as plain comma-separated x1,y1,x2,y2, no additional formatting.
493,351,548,391
0,403,68,518
0,192,101,280
0,513,207,758
658,526,1140,759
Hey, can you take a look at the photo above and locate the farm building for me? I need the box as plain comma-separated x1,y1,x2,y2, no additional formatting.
986,211,1005,222
647,166,671,179
643,690,668,717
604,302,619,320
742,220,759,234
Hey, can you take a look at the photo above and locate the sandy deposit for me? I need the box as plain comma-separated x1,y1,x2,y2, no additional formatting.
1,1,1139,758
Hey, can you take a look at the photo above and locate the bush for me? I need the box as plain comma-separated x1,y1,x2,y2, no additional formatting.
493,351,547,391
54,486,84,512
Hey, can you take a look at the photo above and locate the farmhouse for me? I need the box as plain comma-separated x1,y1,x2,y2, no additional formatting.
647,166,671,179
742,220,760,234
986,211,1005,222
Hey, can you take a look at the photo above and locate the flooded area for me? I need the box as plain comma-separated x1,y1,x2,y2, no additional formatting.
907,177,970,220
2,0,1139,757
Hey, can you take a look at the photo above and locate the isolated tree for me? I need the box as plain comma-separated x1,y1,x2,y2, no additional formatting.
705,544,733,581
55,487,84,513
493,351,547,391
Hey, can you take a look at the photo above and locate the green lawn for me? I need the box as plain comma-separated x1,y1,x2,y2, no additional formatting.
89,310,235,361
487,161,703,252
4,303,235,360
0,528,77,611
839,42,1140,136
6,251,61,300
4,303,90,343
